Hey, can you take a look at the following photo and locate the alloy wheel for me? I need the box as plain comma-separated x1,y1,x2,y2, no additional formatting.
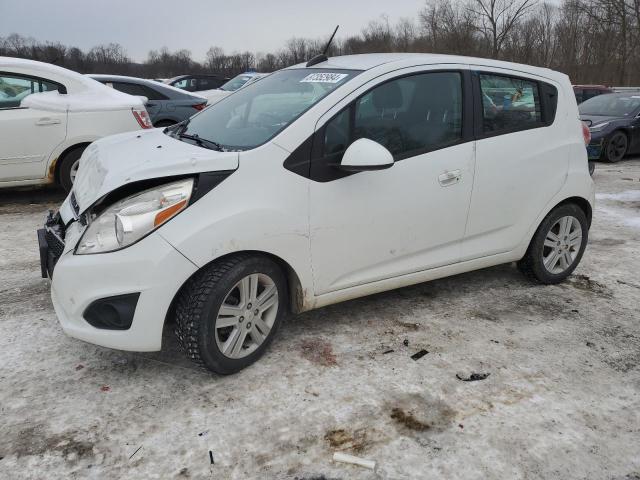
607,133,627,162
69,159,80,183
214,273,279,359
542,216,583,274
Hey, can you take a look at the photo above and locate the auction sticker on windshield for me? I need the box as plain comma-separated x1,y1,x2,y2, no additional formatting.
300,73,349,83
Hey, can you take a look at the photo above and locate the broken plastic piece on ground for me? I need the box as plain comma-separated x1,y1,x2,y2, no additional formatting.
410,349,429,360
209,450,215,464
456,372,490,382
403,339,409,347
333,452,376,470
382,349,394,354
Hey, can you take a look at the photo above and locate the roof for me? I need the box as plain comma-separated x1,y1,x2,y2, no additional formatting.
286,53,565,82
0,57,144,112
88,74,206,99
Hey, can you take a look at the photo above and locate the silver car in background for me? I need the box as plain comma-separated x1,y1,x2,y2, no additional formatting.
90,75,208,127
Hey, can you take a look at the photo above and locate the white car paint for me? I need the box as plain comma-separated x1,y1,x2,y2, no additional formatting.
0,57,150,189
47,53,594,352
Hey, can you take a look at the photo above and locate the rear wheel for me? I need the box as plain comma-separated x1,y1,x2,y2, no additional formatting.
604,131,628,163
58,146,87,192
517,204,588,284
174,254,286,374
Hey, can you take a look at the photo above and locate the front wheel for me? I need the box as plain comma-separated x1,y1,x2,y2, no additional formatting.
174,255,286,374
517,204,589,284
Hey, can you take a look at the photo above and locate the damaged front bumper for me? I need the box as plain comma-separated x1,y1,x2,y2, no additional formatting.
38,205,198,351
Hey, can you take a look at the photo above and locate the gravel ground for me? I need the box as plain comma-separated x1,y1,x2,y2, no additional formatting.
1,160,639,480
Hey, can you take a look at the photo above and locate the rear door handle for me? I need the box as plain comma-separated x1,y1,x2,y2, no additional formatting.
36,117,61,126
438,169,461,186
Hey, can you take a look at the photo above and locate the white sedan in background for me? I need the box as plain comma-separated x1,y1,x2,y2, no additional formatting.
196,72,267,105
0,57,153,191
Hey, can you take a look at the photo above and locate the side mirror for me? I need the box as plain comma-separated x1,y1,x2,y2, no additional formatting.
339,138,394,172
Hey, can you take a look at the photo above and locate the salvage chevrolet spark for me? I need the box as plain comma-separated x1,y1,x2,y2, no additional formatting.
39,54,595,374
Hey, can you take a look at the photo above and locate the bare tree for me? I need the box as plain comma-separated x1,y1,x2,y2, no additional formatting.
467,0,538,58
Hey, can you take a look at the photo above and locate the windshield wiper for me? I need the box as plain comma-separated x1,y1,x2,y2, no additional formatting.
178,132,224,151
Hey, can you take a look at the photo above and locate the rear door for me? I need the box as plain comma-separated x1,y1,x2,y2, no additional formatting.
309,67,476,294
0,73,67,182
461,69,567,260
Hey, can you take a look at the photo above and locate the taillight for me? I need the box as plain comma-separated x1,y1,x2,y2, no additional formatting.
132,109,153,129
581,121,591,145
192,102,207,111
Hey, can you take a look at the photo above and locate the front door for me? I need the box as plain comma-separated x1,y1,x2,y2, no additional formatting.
309,70,475,294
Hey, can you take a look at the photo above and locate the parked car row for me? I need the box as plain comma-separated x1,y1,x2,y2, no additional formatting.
0,57,269,191
0,57,152,191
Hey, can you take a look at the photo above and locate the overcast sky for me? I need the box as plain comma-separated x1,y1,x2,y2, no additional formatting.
0,0,426,62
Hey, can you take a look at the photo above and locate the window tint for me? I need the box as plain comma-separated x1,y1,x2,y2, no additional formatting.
198,77,224,90
480,74,541,134
110,82,167,100
323,71,463,161
0,74,62,109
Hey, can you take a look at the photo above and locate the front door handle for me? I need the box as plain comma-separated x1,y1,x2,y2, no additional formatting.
36,117,62,126
438,169,461,186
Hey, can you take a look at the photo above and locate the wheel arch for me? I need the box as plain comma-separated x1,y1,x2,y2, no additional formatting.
555,196,592,228
164,250,306,330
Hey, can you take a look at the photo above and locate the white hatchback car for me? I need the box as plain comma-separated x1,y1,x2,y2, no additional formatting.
0,57,152,191
41,54,594,374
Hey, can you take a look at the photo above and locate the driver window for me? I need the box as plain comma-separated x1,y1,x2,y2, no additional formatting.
320,71,463,162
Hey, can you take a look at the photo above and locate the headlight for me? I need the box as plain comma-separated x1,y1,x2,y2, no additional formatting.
589,122,610,132
76,178,193,254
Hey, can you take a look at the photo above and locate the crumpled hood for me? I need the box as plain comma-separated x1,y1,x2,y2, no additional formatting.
72,129,239,213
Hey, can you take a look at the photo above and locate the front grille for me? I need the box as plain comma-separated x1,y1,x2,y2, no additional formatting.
70,192,80,217
45,211,66,276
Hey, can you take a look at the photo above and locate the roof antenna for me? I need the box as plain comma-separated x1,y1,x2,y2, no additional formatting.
306,25,339,67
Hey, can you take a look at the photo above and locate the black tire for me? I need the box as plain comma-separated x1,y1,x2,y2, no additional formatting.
58,146,87,192
604,131,628,163
517,203,589,284
154,119,176,128
174,254,287,374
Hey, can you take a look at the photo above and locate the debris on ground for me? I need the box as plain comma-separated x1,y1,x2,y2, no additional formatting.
382,349,394,354
456,372,490,382
198,431,208,437
410,349,429,360
586,341,596,348
403,339,409,347
100,385,110,392
209,451,215,464
332,451,376,470
390,407,430,431
300,338,337,367
129,446,142,460
75,364,84,370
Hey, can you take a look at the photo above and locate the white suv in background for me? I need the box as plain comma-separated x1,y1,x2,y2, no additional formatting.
41,54,594,374
0,57,152,191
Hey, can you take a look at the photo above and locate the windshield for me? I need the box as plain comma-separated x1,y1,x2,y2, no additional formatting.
579,94,640,116
177,68,360,150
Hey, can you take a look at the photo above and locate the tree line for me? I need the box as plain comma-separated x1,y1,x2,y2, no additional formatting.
1,0,639,85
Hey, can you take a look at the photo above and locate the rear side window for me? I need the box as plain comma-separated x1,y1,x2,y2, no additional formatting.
479,74,541,134
110,82,168,101
323,71,463,162
0,74,62,109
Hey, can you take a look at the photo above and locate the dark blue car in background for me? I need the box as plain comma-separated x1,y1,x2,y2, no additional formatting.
580,93,640,163
90,75,207,127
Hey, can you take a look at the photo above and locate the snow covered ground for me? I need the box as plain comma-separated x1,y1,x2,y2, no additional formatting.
1,159,639,479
